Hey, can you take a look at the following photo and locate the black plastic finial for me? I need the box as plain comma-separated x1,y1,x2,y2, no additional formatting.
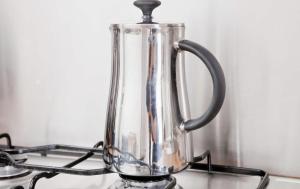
134,0,161,23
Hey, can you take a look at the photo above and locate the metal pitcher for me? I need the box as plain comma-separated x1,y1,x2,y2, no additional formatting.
104,0,226,177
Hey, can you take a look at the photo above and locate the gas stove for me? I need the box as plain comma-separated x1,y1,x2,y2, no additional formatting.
1,132,297,189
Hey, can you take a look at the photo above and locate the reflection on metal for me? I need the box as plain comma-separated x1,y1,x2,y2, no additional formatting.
104,24,192,176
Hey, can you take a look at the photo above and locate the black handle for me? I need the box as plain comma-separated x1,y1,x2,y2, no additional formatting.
175,40,226,131
134,0,161,23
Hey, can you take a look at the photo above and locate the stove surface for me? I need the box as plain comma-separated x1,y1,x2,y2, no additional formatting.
12,155,298,189
33,173,300,189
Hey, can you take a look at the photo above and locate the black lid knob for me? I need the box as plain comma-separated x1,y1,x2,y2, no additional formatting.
134,0,161,23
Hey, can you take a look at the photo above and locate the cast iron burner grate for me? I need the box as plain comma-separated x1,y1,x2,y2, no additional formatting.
0,133,269,189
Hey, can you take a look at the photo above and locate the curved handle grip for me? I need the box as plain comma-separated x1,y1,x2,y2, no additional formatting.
175,40,226,131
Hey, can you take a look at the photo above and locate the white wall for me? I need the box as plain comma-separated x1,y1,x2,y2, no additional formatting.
0,0,300,177
0,0,214,146
192,0,300,177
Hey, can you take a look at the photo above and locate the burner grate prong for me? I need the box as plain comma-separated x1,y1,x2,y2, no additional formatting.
190,150,270,189
29,141,107,189
0,133,12,149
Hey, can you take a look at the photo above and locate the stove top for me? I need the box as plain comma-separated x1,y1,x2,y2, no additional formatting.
32,170,300,189
3,154,299,189
1,133,297,189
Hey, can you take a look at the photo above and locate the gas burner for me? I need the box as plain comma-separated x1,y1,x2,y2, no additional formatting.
0,167,32,189
108,176,180,189
0,165,31,180
0,157,30,180
0,135,31,180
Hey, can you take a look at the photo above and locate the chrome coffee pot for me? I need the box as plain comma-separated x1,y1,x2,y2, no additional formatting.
104,0,225,177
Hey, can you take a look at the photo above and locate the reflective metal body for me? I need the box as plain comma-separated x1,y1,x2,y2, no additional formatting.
104,24,194,176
